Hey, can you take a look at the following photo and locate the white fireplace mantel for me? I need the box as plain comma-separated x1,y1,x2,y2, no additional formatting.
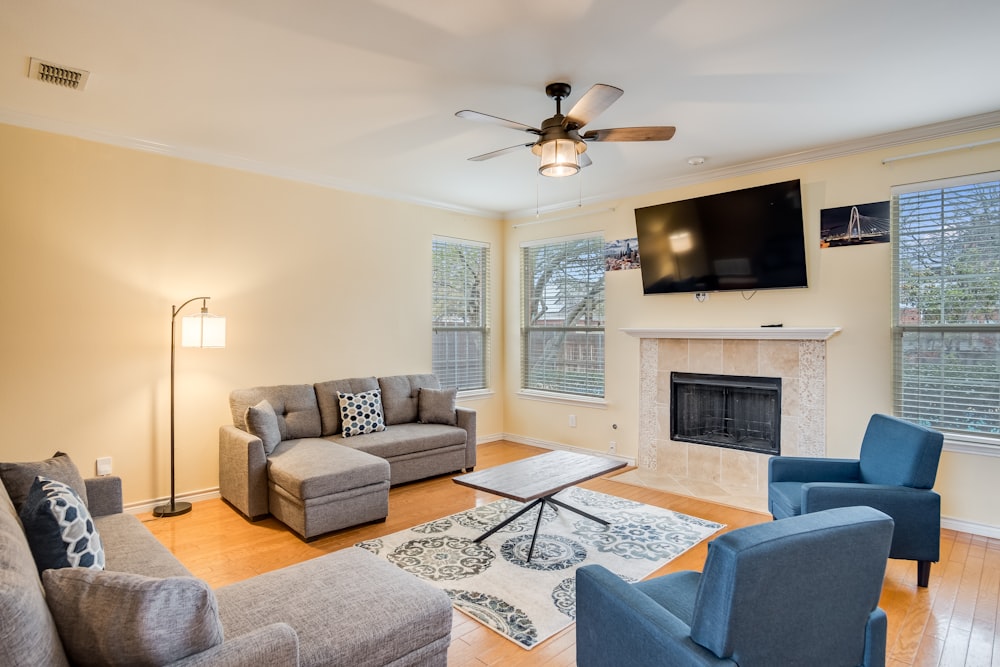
621,327,841,341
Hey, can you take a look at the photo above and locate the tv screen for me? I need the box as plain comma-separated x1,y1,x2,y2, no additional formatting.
633,179,808,294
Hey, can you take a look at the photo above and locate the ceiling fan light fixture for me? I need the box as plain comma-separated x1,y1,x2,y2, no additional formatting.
537,138,583,177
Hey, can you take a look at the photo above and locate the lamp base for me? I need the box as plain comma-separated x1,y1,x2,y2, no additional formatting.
152,500,192,517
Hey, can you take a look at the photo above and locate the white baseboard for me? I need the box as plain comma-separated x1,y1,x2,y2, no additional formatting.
500,433,635,466
124,488,221,515
941,516,1000,539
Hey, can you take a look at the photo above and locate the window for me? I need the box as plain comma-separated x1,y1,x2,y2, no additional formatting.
892,172,1000,443
432,237,490,391
521,234,605,398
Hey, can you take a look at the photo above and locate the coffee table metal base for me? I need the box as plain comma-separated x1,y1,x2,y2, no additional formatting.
473,494,610,562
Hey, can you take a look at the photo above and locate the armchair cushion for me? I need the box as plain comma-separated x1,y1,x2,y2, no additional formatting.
859,414,943,488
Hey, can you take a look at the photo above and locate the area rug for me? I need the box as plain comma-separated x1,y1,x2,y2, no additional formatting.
355,486,724,649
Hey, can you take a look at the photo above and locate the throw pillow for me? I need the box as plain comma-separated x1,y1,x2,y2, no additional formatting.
418,387,458,425
42,568,224,666
245,399,282,455
337,389,387,437
20,477,105,572
1,451,89,512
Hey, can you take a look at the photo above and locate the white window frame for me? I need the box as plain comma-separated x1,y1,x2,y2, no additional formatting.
520,233,606,400
891,171,1000,454
431,236,490,392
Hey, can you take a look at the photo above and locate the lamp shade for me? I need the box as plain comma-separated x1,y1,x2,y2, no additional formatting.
538,138,582,177
181,312,226,348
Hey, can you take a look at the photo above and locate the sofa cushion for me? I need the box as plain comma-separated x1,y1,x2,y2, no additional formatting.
338,389,387,437
315,376,379,436
42,568,224,666
267,439,390,501
245,399,282,454
230,384,321,441
378,374,440,426
1,451,89,512
20,477,105,573
330,422,467,460
418,387,458,426
1,480,71,667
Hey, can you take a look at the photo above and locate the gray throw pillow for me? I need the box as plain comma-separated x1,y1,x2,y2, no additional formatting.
418,387,458,425
0,451,89,512
245,399,281,454
42,568,224,667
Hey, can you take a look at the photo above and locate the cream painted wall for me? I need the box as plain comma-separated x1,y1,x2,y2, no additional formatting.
0,123,504,506
504,128,1000,532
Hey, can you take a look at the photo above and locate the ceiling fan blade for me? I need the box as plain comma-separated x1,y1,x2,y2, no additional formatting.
468,143,535,162
456,110,541,134
564,84,623,129
582,126,677,142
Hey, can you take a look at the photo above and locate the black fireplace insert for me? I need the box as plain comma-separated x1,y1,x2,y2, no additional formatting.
670,372,781,455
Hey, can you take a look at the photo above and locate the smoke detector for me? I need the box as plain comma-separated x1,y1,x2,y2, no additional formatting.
28,57,89,91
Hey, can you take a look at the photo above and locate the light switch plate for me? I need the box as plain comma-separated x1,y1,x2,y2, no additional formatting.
96,457,112,476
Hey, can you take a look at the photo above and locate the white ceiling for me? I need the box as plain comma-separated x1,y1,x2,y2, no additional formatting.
3,0,999,218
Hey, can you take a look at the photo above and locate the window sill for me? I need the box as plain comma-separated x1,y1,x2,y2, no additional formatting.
457,389,494,401
516,390,608,408
944,434,1000,459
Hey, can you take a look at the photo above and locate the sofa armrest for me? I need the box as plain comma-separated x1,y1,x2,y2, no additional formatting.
84,476,123,516
165,623,299,666
456,406,477,470
768,456,861,484
218,425,270,520
576,565,732,667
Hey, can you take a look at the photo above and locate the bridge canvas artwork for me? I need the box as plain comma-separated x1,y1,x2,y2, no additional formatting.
820,200,890,248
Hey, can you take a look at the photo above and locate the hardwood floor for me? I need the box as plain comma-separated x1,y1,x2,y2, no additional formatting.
139,442,999,666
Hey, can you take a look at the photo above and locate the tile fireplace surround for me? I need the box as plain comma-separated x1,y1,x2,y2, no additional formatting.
620,327,841,514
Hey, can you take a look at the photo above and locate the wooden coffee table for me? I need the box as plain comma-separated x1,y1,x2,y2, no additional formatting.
452,450,626,561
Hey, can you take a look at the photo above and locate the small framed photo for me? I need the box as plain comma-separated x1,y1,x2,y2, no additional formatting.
820,201,890,248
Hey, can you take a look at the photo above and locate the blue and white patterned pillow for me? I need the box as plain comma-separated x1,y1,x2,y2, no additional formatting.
19,476,105,572
337,389,387,437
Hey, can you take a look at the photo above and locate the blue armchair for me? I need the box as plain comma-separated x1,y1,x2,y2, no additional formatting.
576,506,894,667
769,413,943,587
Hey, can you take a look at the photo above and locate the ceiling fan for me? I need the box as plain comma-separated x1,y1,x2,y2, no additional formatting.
456,82,676,177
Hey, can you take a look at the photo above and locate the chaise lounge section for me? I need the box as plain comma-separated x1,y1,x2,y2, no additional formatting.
220,373,476,539
1,454,453,666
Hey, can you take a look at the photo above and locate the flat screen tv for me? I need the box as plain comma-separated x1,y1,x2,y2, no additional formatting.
634,179,808,294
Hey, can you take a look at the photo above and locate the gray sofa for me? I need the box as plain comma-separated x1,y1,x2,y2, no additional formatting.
220,374,476,539
1,470,453,666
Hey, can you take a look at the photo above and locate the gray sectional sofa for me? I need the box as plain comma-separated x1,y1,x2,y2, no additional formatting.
220,374,476,539
1,460,453,666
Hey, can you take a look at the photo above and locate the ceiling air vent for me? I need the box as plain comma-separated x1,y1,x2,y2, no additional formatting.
28,57,89,91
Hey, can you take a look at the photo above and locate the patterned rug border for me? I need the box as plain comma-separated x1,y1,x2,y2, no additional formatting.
356,486,724,650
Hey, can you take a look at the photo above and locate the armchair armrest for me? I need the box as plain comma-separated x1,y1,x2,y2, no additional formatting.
166,623,299,666
801,483,941,561
218,425,270,520
456,406,477,470
769,456,861,483
84,476,123,516
576,565,733,667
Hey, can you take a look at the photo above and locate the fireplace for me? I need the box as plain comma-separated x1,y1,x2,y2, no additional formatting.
670,372,781,456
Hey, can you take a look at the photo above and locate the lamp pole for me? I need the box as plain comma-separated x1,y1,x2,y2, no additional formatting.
153,296,214,518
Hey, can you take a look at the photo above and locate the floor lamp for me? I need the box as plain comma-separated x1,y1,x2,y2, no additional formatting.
153,296,226,518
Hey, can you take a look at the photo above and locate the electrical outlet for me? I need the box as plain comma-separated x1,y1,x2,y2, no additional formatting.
96,457,112,476
694,292,708,302
568,414,577,427
608,441,617,454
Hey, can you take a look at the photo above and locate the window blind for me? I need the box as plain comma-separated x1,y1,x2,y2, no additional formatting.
432,237,490,391
891,172,1000,441
520,235,605,398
